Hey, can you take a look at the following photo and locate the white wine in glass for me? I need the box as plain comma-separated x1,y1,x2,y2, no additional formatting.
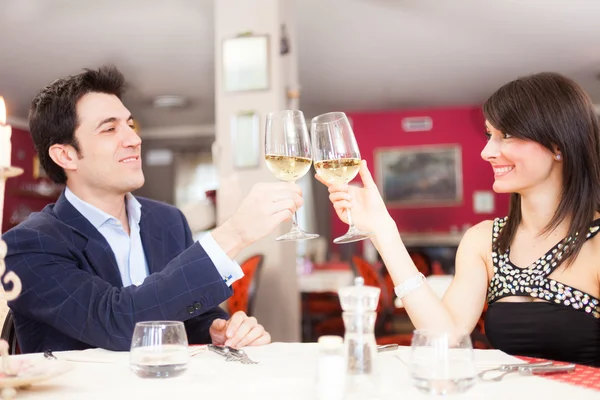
312,112,370,244
265,110,319,241
265,155,312,182
313,158,361,185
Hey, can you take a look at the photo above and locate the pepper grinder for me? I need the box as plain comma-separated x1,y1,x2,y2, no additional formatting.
338,276,380,376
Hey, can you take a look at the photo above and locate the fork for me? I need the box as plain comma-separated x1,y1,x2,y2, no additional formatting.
478,361,552,381
208,344,236,361
225,347,258,364
482,363,575,382
208,345,259,364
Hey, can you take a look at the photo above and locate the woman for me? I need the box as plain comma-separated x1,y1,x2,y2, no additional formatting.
319,72,600,366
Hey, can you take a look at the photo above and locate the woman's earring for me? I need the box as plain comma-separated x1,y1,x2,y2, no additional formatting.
555,154,562,161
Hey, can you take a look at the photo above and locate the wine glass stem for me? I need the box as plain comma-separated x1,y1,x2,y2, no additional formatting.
290,180,299,229
346,209,355,230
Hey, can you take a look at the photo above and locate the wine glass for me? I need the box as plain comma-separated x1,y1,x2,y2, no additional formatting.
265,110,319,241
409,329,476,395
311,112,369,244
130,321,189,378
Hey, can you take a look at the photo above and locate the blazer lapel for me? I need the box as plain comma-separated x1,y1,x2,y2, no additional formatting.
139,206,166,275
53,192,123,287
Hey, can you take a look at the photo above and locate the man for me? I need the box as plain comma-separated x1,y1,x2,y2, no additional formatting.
2,65,303,353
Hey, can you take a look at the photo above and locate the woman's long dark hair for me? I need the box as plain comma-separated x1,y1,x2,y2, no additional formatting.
483,72,600,264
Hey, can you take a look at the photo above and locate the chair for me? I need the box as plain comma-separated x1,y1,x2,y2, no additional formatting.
1,310,19,355
351,256,388,312
312,256,412,344
302,292,344,341
353,255,421,346
227,254,264,316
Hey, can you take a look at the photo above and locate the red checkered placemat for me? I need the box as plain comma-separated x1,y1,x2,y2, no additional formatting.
516,356,600,392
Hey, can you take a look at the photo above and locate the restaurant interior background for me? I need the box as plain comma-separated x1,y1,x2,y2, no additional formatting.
1,0,600,346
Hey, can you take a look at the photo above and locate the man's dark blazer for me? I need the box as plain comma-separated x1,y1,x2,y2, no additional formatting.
1,192,231,353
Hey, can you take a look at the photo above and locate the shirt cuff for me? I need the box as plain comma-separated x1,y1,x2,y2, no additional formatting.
199,232,244,287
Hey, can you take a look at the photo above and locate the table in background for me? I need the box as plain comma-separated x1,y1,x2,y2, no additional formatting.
298,270,355,294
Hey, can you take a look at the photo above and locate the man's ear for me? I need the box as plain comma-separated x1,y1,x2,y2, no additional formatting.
48,144,79,173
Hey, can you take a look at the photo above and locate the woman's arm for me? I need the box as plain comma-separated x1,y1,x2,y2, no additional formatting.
372,219,490,333
319,160,491,334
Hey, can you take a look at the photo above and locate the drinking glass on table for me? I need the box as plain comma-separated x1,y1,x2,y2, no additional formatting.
409,329,476,395
130,321,189,378
311,112,369,244
265,110,319,241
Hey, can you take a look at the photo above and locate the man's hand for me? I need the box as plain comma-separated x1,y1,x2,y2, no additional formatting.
209,311,271,348
211,182,303,258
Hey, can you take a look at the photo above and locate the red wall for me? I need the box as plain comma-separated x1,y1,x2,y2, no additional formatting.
330,106,510,239
2,127,60,233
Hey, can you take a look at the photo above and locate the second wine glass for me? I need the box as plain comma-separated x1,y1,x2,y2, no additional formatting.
265,110,319,241
311,112,370,244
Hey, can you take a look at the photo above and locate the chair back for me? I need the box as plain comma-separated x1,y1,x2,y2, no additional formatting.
409,252,431,276
351,256,389,312
227,254,264,316
381,251,432,305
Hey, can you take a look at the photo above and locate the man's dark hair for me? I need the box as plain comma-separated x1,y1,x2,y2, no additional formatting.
28,65,126,184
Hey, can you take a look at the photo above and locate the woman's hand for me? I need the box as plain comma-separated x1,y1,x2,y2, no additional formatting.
315,160,392,235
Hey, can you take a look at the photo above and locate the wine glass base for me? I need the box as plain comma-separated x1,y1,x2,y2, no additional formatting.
276,231,320,242
333,232,370,244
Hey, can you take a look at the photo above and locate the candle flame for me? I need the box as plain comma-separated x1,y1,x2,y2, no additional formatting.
0,97,5,125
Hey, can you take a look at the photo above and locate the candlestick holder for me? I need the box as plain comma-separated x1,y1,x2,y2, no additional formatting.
0,165,24,399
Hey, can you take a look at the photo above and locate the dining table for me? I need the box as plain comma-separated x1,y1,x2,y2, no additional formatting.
298,269,355,293
2,343,597,399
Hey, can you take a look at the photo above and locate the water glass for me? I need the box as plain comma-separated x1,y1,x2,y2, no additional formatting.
409,329,476,395
130,321,189,378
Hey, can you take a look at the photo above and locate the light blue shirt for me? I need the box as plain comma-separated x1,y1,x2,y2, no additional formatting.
65,188,243,288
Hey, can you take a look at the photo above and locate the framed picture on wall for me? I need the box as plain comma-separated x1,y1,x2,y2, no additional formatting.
231,111,260,169
375,144,463,207
222,34,270,92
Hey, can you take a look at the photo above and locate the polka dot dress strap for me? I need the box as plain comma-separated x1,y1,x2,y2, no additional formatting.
585,218,600,240
491,217,506,253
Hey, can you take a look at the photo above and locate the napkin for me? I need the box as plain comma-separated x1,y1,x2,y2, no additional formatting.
61,345,206,364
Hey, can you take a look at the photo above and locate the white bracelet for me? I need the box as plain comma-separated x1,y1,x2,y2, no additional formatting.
394,273,426,299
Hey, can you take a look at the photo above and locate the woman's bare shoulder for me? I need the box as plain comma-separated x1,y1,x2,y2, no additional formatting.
458,220,496,262
462,220,495,244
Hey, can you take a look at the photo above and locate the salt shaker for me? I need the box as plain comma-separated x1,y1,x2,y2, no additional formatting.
316,335,346,400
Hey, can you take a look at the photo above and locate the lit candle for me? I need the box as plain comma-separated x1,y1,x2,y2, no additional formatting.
0,97,11,168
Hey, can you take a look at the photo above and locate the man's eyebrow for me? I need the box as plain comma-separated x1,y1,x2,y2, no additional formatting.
95,115,134,130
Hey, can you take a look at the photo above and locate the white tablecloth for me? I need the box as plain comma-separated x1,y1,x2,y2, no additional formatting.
6,343,597,399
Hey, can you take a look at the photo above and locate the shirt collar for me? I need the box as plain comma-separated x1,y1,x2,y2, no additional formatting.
125,192,142,226
64,187,142,229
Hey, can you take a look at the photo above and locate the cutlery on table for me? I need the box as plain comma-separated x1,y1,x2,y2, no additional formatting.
377,344,398,353
519,364,576,376
479,362,575,382
208,345,259,364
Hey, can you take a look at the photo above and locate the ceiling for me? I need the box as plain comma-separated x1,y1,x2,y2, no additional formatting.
1,0,600,134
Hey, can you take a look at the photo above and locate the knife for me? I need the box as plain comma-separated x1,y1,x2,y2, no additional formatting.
519,364,576,375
